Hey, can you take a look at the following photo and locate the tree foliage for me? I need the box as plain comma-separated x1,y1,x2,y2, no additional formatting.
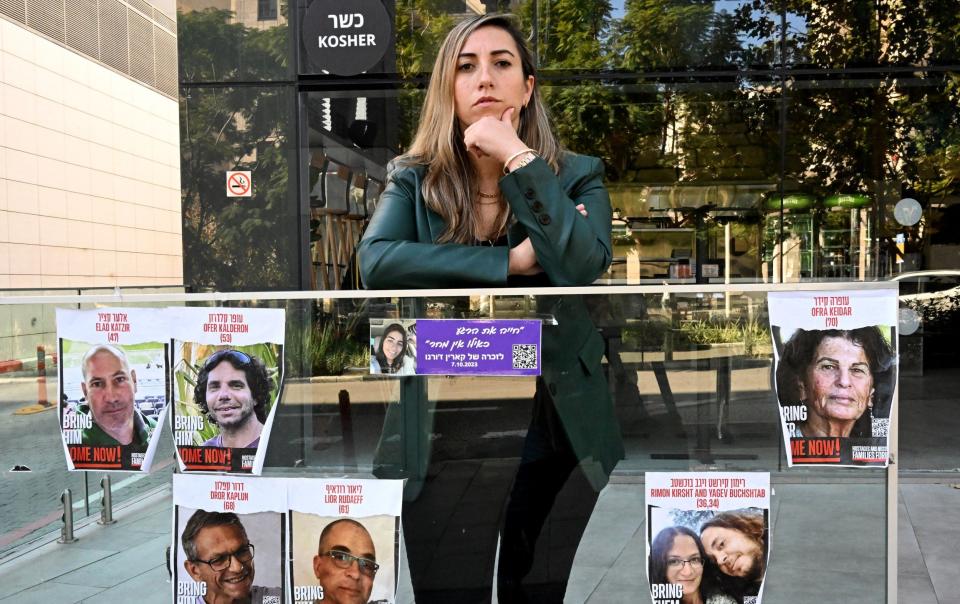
179,8,298,291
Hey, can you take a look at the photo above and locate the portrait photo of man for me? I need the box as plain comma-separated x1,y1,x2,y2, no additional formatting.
79,344,155,447
312,519,378,604
181,509,282,604
194,349,272,449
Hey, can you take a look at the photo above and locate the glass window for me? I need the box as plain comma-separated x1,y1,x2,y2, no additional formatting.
258,0,277,21
178,0,291,82
786,1,960,67
180,86,301,290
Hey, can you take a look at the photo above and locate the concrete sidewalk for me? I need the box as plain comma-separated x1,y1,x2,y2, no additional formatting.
0,477,956,603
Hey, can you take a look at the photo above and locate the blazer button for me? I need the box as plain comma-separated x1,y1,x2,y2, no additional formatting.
531,201,544,212
525,188,536,199
538,214,551,226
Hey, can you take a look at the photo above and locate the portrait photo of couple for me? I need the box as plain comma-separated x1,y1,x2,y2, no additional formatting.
648,508,769,604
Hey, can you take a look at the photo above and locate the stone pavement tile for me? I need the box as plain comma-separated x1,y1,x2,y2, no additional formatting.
78,563,169,603
584,577,653,604
114,503,172,535
563,564,606,604
568,487,642,574
897,571,939,604
898,502,928,577
0,546,116,599
69,528,162,552
606,528,646,575
911,526,960,604
770,485,885,574
0,580,103,604
900,484,960,525
56,533,169,588
762,567,885,604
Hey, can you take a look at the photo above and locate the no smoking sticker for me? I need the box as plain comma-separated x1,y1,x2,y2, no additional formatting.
226,171,252,197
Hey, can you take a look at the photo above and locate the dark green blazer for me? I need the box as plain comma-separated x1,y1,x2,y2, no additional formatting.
359,152,624,486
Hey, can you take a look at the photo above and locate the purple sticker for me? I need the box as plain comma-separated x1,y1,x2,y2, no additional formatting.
416,319,541,376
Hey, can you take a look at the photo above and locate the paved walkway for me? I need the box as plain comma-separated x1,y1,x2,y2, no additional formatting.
0,477,956,603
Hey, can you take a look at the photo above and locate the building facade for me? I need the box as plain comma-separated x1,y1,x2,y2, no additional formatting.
0,0,182,291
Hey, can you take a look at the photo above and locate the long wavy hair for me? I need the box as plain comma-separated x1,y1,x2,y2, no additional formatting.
650,526,727,603
394,13,562,244
374,324,408,374
775,326,896,431
700,511,767,577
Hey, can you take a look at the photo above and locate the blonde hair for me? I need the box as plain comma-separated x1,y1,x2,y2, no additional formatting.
395,13,562,243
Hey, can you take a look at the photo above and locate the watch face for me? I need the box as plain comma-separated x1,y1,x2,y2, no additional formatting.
894,198,922,226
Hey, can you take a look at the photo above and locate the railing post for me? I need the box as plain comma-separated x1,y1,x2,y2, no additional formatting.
37,345,51,408
99,475,116,525
59,489,78,543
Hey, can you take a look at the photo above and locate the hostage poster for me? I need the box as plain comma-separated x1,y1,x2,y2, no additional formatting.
56,308,169,472
768,289,898,467
172,307,285,474
172,474,286,604
289,478,403,604
647,472,770,604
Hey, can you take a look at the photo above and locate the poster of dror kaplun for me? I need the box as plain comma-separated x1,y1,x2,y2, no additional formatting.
768,290,898,467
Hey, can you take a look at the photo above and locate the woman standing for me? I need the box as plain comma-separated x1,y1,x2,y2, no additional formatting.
359,13,624,603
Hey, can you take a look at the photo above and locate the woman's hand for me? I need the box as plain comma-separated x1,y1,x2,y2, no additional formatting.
463,107,527,163
508,238,543,276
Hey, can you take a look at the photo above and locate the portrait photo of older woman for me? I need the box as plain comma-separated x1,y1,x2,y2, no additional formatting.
775,326,896,439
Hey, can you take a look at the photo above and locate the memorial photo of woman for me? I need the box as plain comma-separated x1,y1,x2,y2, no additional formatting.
370,323,415,375
358,12,624,603
775,326,896,438
649,526,736,604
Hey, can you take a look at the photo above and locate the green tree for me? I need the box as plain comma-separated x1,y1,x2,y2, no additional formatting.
179,8,297,290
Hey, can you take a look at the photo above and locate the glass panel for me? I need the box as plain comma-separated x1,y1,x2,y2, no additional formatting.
0,287,891,602
543,80,780,284
180,86,301,291
177,0,292,82
784,74,960,284
296,1,780,77
605,0,779,71
786,1,960,68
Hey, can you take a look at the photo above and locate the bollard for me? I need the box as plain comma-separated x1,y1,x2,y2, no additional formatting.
99,475,116,525
59,489,78,543
37,345,51,408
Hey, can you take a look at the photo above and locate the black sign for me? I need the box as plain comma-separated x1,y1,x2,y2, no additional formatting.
301,0,391,76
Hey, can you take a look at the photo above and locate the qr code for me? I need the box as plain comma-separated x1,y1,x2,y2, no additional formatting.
872,417,889,438
512,344,538,369
262,596,280,604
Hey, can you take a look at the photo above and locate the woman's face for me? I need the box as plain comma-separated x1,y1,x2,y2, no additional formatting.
453,25,533,130
801,336,874,424
701,526,762,579
665,534,703,598
382,330,404,362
